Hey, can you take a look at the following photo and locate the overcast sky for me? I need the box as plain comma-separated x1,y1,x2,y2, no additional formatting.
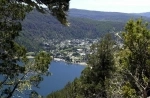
70,0,150,13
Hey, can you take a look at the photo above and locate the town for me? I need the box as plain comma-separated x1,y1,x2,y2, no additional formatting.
41,38,99,65
26,33,123,66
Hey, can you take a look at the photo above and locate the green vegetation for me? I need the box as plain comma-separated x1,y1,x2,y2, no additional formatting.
16,0,70,25
120,19,150,98
17,9,150,52
0,0,70,97
47,19,150,98
69,9,150,22
16,9,125,52
1,0,150,97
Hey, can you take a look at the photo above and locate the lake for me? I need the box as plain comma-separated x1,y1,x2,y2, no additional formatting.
34,61,85,97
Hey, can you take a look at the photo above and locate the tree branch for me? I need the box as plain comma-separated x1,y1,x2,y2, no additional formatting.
6,74,26,98
127,70,144,93
0,76,8,87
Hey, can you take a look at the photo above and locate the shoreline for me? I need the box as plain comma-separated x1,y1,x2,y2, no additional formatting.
53,58,87,66
26,57,87,66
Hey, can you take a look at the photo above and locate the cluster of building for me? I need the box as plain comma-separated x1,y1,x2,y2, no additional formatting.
42,39,99,65
27,32,123,66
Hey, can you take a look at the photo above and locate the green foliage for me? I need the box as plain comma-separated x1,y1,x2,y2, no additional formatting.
120,19,150,97
47,34,116,98
17,0,70,26
79,34,115,98
47,19,150,98
0,0,58,97
121,82,137,98
17,10,124,51
34,51,52,74
0,0,28,78
47,78,84,98
29,90,43,98
72,52,80,57
69,9,150,22
1,0,70,97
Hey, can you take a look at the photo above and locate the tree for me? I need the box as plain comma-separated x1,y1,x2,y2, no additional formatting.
47,78,84,98
79,34,115,98
0,0,70,97
119,19,150,98
17,0,70,26
46,34,116,98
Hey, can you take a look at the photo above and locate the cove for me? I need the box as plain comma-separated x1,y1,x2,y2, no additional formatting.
34,61,85,96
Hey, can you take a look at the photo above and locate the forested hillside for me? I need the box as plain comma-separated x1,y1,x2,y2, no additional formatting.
17,9,150,51
138,12,150,17
69,9,150,21
17,10,125,51
47,19,150,98
22,10,125,39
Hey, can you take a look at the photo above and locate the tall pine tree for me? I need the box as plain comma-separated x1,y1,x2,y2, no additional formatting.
80,34,115,98
120,19,150,98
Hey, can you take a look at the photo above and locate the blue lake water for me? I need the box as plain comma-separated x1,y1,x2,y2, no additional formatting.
34,61,85,96
0,61,85,97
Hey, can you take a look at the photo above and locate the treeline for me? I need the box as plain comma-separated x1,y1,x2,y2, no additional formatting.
69,9,150,22
16,10,125,52
47,19,150,98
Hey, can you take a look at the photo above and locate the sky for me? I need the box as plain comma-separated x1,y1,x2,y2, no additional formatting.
70,0,150,13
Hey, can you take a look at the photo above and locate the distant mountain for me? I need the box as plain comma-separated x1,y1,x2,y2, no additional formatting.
137,12,150,17
17,9,150,51
68,9,150,22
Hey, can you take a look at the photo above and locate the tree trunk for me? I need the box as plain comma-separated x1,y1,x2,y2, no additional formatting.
143,89,147,98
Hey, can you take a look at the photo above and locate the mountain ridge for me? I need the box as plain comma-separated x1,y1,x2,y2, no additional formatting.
68,9,150,21
17,9,150,51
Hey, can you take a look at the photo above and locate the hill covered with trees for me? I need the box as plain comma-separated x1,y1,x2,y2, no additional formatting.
17,9,150,51
47,19,150,98
69,9,150,21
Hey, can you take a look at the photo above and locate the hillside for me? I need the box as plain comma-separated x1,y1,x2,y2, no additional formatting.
17,10,125,51
68,9,150,21
17,9,150,51
137,12,150,17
